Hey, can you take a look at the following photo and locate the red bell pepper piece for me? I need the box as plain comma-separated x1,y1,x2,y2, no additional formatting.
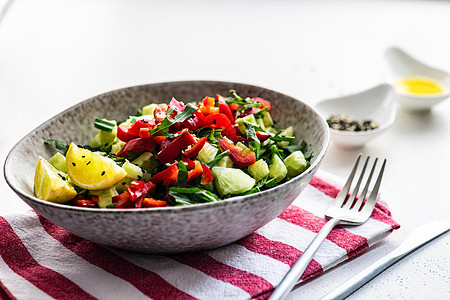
168,97,185,113
117,120,156,142
112,191,134,208
183,136,207,158
216,94,235,124
200,163,213,185
205,113,237,143
126,180,156,203
187,160,203,182
157,130,197,164
142,198,167,208
199,96,220,116
150,164,179,186
256,131,270,142
182,110,206,131
181,157,196,169
218,138,256,167
116,138,157,158
139,128,152,139
72,199,97,207
253,97,271,110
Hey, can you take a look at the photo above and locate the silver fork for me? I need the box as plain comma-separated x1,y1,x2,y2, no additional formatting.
269,154,386,300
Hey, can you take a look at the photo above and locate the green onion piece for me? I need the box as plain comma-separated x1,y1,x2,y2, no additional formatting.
94,118,116,132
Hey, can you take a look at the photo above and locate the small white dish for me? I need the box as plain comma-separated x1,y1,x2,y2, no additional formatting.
315,84,396,149
384,47,450,113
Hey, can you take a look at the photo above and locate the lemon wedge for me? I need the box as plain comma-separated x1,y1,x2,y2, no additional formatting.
34,156,77,203
66,143,127,190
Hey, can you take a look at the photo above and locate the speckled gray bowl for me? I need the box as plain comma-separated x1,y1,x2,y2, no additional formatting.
4,81,329,253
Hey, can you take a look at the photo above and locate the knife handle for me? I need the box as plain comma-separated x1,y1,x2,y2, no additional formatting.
321,253,399,300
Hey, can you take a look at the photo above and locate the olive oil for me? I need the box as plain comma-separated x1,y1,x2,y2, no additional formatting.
395,77,446,96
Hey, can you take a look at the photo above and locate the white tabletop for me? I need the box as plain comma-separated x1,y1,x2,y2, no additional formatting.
1,0,449,299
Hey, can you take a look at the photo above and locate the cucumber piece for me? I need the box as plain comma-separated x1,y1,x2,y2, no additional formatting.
277,126,294,148
236,114,257,134
110,140,126,155
269,154,287,183
265,126,277,134
256,117,266,131
263,111,274,127
141,103,158,116
89,120,117,148
236,142,251,155
115,177,133,193
122,161,144,180
48,152,67,173
284,151,307,177
212,167,255,196
248,159,269,182
90,187,118,208
131,152,157,172
197,142,218,164
216,156,233,168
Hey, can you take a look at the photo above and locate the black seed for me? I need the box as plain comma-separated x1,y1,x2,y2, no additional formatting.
213,119,217,124
72,162,76,166
86,161,91,165
82,155,85,158
122,182,126,185
101,171,105,176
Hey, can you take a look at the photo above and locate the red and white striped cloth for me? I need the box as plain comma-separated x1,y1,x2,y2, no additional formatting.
0,171,400,300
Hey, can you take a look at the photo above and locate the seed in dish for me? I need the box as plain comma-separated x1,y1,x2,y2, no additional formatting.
326,114,378,132
34,90,312,208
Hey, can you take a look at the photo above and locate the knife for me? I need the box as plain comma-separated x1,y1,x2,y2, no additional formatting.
321,219,450,300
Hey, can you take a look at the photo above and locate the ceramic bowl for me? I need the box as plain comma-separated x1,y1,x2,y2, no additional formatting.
384,46,450,113
4,81,329,253
314,84,396,149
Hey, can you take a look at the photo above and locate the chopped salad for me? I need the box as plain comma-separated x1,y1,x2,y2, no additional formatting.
34,90,311,208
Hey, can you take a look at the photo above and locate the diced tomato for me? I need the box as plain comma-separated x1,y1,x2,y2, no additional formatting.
72,199,97,207
116,138,157,158
90,195,99,203
218,137,256,167
126,180,156,203
157,130,197,164
252,97,271,110
256,131,270,142
154,104,169,123
183,137,207,158
168,97,185,113
112,191,134,208
150,163,179,186
183,110,206,131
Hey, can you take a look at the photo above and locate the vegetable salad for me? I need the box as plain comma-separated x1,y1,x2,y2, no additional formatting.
34,90,311,208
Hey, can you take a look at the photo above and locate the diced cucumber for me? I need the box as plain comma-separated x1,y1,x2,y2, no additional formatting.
90,120,117,148
216,156,233,168
110,140,126,154
49,152,67,173
122,161,144,180
236,142,251,155
90,187,118,208
141,103,158,116
248,159,269,182
284,151,307,177
269,154,287,183
277,126,294,148
115,177,133,193
265,126,277,134
131,152,157,172
212,167,255,196
236,114,257,134
197,142,218,164
263,111,274,127
256,117,266,131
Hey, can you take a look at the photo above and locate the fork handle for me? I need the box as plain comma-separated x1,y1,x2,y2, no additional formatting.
269,218,340,300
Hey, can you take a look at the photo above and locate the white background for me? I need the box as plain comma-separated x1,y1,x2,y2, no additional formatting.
1,0,449,299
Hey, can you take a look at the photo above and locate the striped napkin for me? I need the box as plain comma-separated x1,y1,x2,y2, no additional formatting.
0,170,399,300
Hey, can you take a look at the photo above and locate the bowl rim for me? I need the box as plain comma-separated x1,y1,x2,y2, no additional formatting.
4,80,330,215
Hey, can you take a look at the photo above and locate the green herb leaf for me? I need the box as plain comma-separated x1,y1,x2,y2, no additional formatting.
150,104,197,136
169,187,221,205
270,131,295,143
44,139,70,154
206,150,230,169
176,161,188,187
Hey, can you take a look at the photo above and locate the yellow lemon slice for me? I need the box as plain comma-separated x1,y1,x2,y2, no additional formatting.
66,143,126,190
34,156,77,203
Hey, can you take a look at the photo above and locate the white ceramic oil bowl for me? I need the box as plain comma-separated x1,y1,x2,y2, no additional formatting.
315,84,396,149
4,81,329,253
384,46,450,113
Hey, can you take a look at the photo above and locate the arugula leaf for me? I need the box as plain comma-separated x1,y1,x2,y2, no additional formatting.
270,131,295,143
44,139,70,154
225,90,261,112
248,141,261,159
169,187,221,205
176,161,188,187
254,107,267,119
150,104,197,136
206,150,230,169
